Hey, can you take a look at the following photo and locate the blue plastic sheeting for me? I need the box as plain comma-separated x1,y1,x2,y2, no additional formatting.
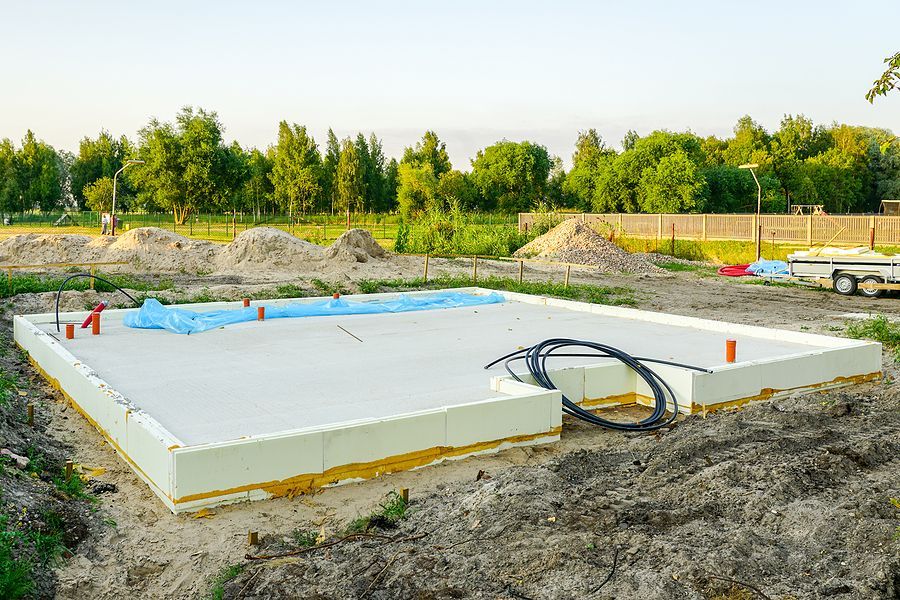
123,291,505,335
747,259,789,276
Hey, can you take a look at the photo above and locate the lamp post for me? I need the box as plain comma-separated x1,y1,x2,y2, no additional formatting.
111,160,144,236
739,163,762,261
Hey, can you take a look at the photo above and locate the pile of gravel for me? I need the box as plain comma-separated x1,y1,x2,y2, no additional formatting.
515,219,665,274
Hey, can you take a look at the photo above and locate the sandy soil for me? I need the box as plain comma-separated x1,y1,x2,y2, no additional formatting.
2,234,899,599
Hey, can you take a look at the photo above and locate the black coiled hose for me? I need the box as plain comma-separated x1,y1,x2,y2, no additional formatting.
54,273,140,332
485,338,712,431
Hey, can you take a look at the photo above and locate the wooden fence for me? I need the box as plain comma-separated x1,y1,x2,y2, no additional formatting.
518,213,900,246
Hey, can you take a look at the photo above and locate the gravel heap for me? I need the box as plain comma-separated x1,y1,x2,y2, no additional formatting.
515,219,665,274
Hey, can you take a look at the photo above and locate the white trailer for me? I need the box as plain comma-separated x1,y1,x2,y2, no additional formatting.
787,251,900,297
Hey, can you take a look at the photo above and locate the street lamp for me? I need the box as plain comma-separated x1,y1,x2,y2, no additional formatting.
111,160,144,235
739,163,762,261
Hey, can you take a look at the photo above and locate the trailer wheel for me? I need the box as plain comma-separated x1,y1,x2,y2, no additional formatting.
833,273,857,296
859,275,884,298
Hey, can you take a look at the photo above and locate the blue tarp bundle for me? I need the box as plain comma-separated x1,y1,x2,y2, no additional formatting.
747,259,789,276
123,291,505,335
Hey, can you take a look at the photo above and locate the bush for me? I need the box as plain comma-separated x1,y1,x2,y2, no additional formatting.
396,204,531,257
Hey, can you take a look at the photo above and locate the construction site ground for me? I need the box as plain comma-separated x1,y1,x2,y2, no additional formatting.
1,233,898,599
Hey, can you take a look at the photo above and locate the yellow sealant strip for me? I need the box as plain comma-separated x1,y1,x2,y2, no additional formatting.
172,426,563,505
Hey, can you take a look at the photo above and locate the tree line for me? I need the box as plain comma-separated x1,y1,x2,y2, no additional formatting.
0,107,898,221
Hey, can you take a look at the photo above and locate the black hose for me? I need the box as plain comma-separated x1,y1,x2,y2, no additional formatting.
54,273,140,332
485,338,711,431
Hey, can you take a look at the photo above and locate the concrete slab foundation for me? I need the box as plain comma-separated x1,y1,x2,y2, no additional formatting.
15,288,881,512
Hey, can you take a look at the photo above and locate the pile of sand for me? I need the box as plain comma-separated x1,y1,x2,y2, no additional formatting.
324,229,386,263
216,227,325,271
0,226,389,276
514,219,664,274
103,228,219,273
0,233,111,265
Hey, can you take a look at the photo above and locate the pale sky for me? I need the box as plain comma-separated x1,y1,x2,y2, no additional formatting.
1,0,898,169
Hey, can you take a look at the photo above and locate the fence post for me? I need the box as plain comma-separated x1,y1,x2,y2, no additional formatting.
870,215,876,250
89,265,95,290
423,254,429,282
472,256,478,282
518,260,524,283
702,214,707,241
806,214,812,246
564,264,571,288
657,214,662,241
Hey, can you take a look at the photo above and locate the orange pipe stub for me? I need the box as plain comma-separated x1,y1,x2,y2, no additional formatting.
91,312,100,335
333,293,340,299
725,339,736,363
65,323,75,340
242,298,250,308
257,306,265,321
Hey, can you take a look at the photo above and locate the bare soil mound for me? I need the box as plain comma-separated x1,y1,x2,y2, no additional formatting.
515,219,664,274
324,228,386,263
217,227,324,271
104,227,219,272
0,233,108,265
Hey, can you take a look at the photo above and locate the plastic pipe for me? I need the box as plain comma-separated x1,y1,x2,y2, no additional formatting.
257,306,265,321
91,312,100,335
243,298,250,307
726,339,736,363
65,323,74,340
81,301,108,329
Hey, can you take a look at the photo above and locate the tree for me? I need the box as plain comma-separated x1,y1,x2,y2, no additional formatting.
335,138,365,214
383,158,400,212
722,116,770,167
353,133,371,211
469,140,551,212
563,129,615,210
0,139,20,215
367,133,388,211
867,51,900,103
321,129,341,213
17,130,64,213
401,131,451,177
130,107,234,223
268,121,322,218
437,170,479,209
638,150,706,213
70,131,131,210
397,163,438,217
243,148,274,217
82,177,116,212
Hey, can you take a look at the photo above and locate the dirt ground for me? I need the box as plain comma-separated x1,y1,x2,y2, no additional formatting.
3,250,900,599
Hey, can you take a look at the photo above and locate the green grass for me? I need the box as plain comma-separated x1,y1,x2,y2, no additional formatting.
0,271,170,299
613,235,799,265
345,491,409,534
206,564,244,600
0,370,17,407
292,529,318,547
0,508,71,599
846,316,900,361
310,278,348,297
357,275,636,306
655,261,718,276
52,470,96,503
